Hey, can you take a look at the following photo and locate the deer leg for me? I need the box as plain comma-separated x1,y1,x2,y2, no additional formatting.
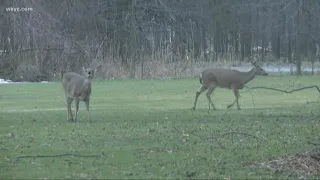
66,97,74,121
74,97,80,122
227,87,240,110
85,98,91,122
192,86,207,110
233,88,240,110
206,86,216,110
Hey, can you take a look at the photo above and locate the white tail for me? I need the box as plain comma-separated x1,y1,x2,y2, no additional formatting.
192,61,268,110
61,66,100,122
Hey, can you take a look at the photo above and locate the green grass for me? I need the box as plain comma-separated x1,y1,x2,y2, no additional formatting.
0,75,319,179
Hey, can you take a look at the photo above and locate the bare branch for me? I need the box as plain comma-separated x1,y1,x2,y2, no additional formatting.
245,85,320,94
215,131,268,143
0,146,8,150
307,141,320,146
16,152,103,159
247,90,256,108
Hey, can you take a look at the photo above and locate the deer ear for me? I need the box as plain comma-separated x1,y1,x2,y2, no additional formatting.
95,65,102,72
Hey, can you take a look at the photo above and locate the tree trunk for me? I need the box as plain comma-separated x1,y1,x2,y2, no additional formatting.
295,0,302,75
130,0,136,78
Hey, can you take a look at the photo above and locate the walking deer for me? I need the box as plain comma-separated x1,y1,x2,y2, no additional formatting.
61,66,100,122
192,61,268,110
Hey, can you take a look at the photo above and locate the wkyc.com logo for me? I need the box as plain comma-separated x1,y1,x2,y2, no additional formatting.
6,7,33,12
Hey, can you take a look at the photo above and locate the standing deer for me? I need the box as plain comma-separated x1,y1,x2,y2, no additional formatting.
61,66,100,122
192,61,268,110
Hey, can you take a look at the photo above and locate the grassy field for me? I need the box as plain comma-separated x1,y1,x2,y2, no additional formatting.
0,75,319,179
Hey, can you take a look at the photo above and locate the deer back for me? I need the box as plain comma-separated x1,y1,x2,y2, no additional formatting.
201,68,243,88
62,72,91,99
201,66,267,89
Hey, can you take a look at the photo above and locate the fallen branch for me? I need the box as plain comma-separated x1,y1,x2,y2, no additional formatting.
245,85,320,94
306,100,320,104
216,131,268,143
307,141,320,146
247,90,256,108
0,147,8,150
16,152,102,159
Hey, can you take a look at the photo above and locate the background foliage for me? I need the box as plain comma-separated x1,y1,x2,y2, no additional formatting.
1,0,320,81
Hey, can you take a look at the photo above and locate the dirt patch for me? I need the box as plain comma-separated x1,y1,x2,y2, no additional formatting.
250,148,320,177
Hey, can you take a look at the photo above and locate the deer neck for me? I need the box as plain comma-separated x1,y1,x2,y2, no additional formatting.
83,78,91,85
241,67,256,84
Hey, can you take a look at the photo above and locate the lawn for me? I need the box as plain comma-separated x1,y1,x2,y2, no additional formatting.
0,75,319,179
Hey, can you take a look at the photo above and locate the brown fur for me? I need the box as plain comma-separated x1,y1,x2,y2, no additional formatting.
192,63,268,110
61,67,96,122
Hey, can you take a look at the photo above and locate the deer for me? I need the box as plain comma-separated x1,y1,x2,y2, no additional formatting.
192,61,268,111
61,66,100,122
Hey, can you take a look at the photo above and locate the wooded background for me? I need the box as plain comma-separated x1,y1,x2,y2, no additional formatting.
1,0,320,81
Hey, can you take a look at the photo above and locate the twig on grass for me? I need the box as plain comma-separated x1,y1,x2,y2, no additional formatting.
244,85,320,107
307,141,320,146
16,152,103,159
247,90,256,108
245,85,320,94
215,131,268,143
0,146,9,150
306,100,320,104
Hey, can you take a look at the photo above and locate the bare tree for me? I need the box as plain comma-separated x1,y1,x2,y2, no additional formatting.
1,0,320,80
